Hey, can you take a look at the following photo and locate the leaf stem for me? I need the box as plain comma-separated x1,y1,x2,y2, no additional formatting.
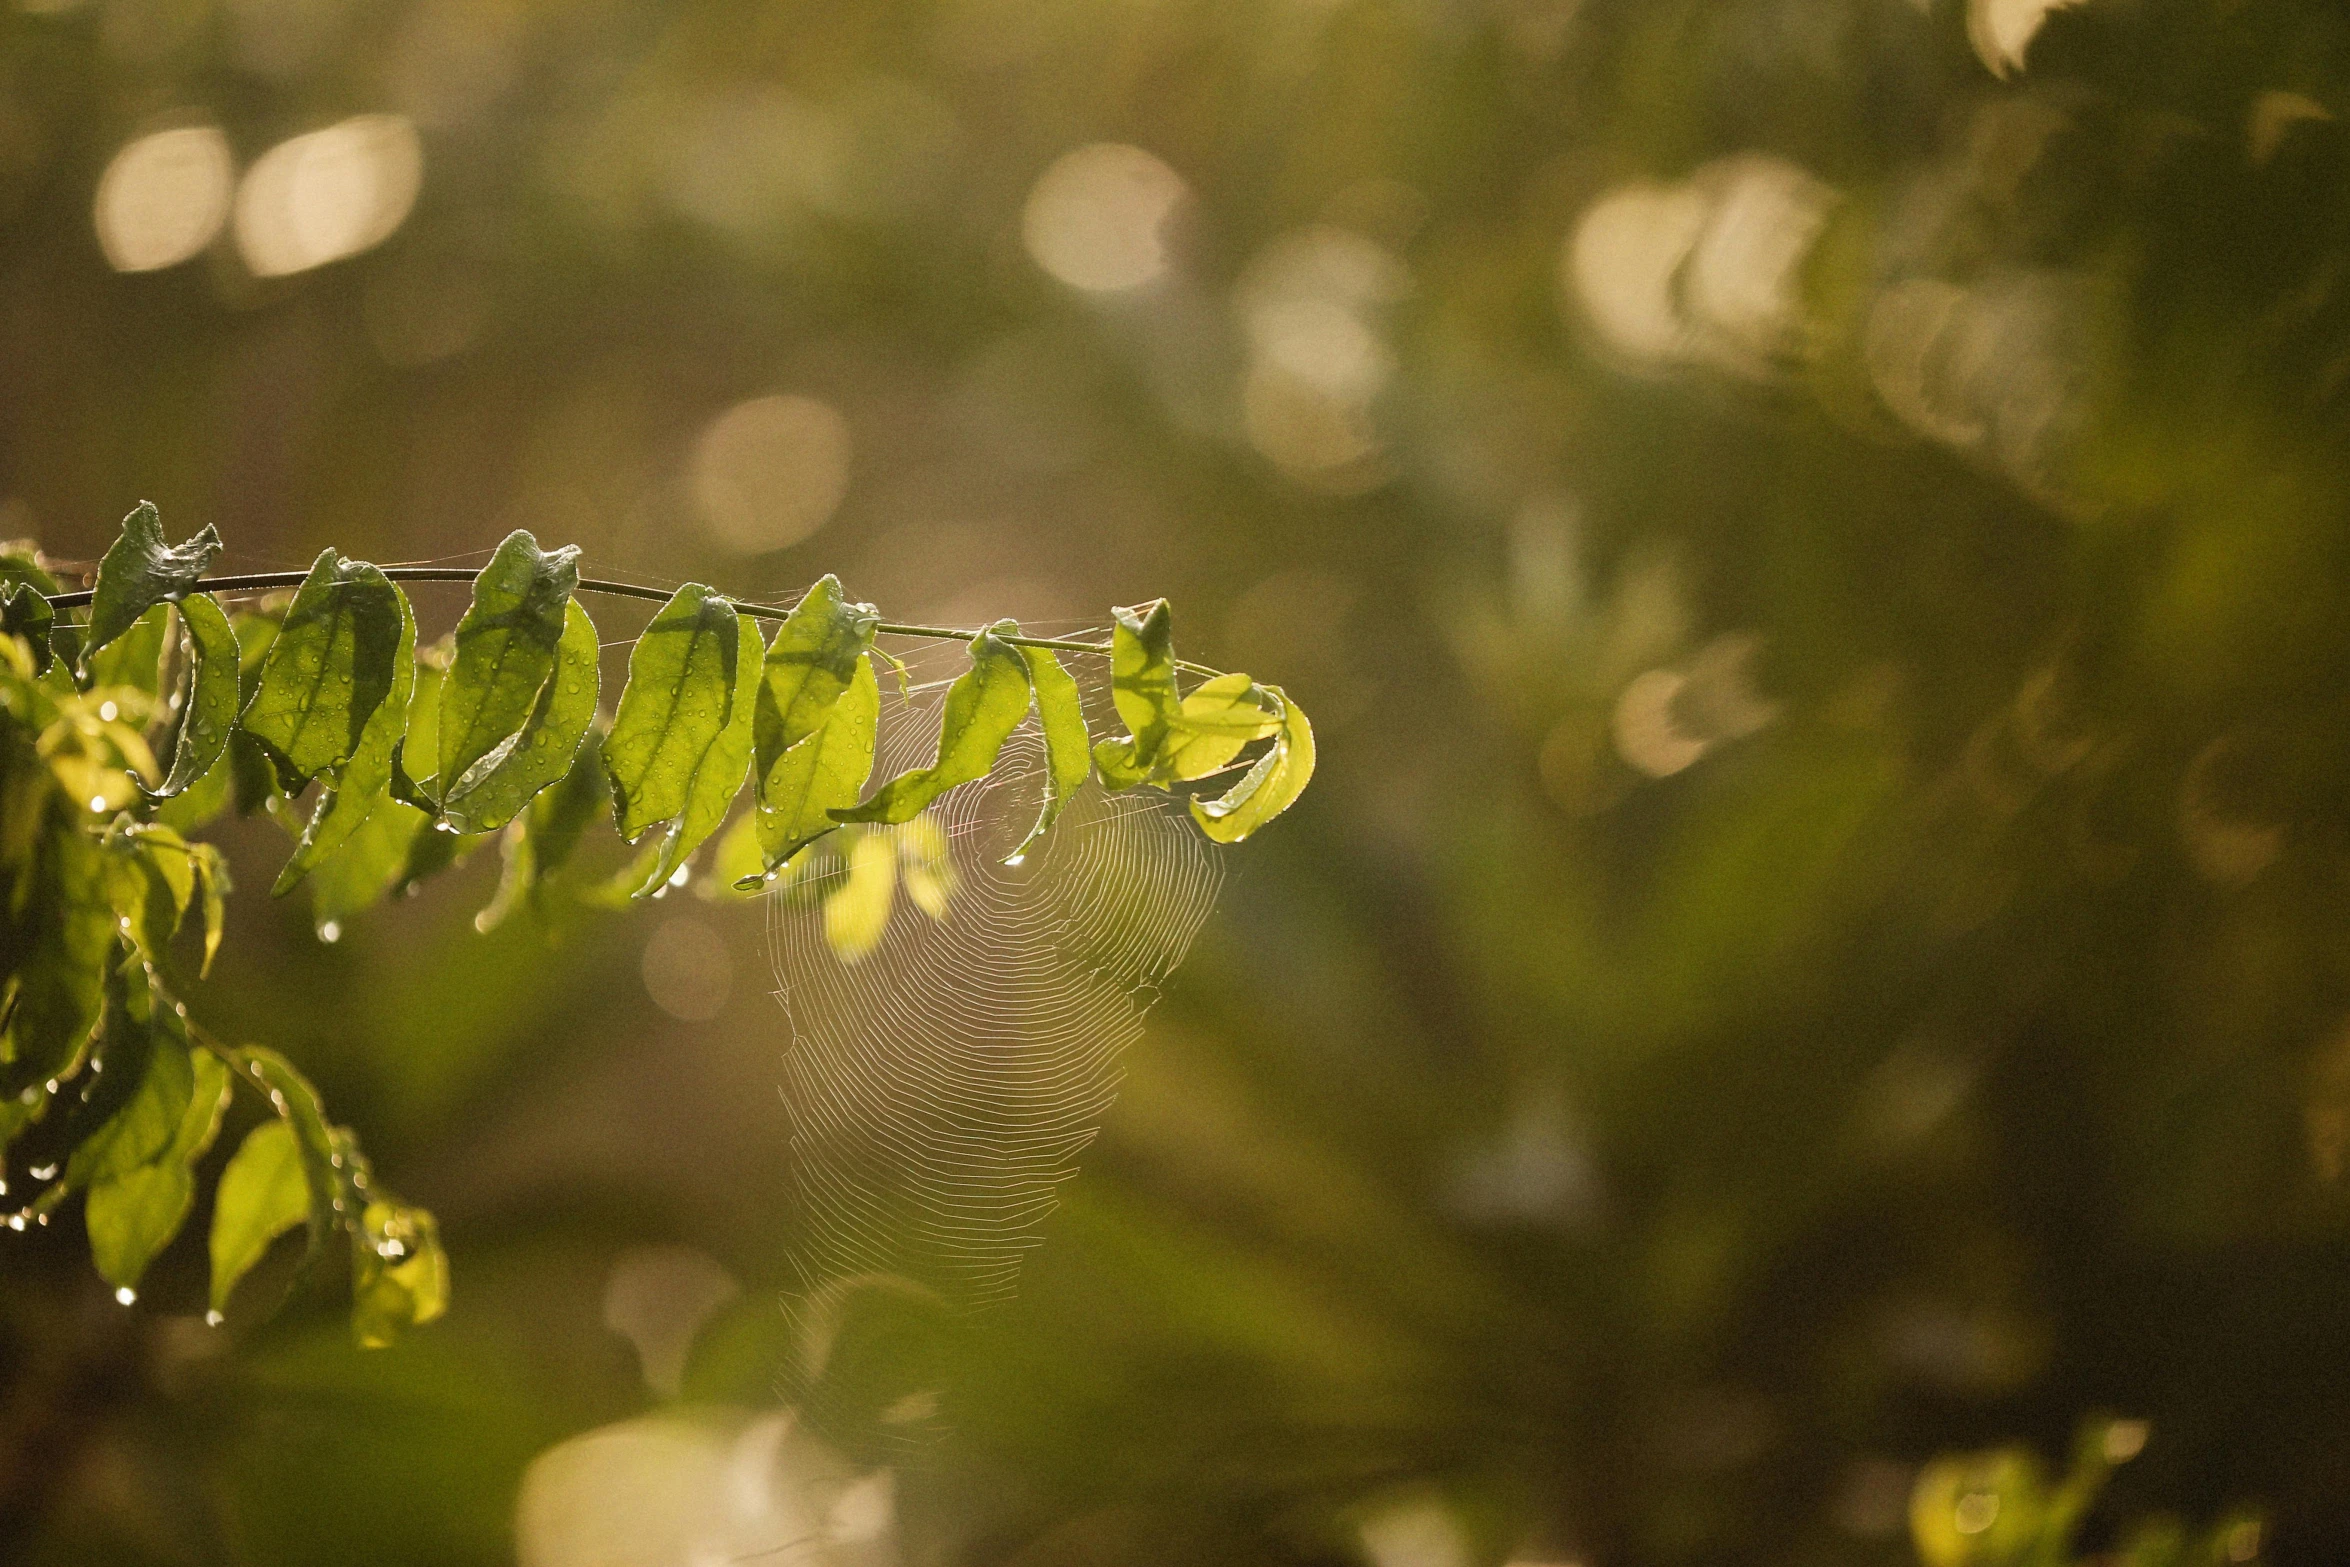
39,571,1224,675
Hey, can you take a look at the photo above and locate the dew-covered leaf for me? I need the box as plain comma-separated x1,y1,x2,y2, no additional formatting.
440,597,598,834
351,1200,448,1348
753,652,878,875
240,551,405,787
156,593,239,797
755,575,879,769
835,626,1031,825
606,585,758,893
207,1118,312,1314
80,502,221,671
1008,647,1091,863
1189,686,1314,843
271,587,418,895
436,529,581,797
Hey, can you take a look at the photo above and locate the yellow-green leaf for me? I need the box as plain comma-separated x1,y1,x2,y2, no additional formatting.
753,653,878,875
823,829,897,961
207,1119,313,1315
606,586,759,892
440,597,598,834
1008,647,1091,864
834,626,1031,825
1107,600,1180,767
240,551,407,787
436,529,581,797
350,1200,448,1348
755,574,879,764
271,584,418,895
1189,686,1314,843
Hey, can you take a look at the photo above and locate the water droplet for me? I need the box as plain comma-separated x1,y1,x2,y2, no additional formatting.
204,1310,224,1327
318,920,342,943
0,1179,8,1197
29,1164,56,1181
6,1216,22,1231
42,1081,57,1095
90,796,109,813
35,1212,48,1226
1005,853,1026,867
667,863,691,888
97,700,118,721
114,1286,136,1306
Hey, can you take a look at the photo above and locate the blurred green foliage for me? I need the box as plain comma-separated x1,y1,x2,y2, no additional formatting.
7,0,2350,1563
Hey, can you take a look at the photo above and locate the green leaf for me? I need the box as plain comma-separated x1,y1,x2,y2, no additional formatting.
1189,686,1314,843
271,590,419,895
88,1160,195,1292
351,1200,448,1347
80,502,222,671
476,717,614,931
440,597,598,834
207,1119,313,1315
1162,672,1283,781
85,1048,229,1291
752,652,878,876
754,575,879,770
65,1015,193,1189
834,626,1032,825
104,824,197,968
1108,600,1180,764
240,550,405,788
86,603,170,697
152,745,232,833
435,529,581,798
0,826,112,1094
1008,647,1091,864
306,797,431,933
1,582,54,674
190,843,228,976
156,593,239,797
604,585,758,893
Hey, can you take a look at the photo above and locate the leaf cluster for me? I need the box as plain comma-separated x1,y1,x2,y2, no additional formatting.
2,503,1311,1340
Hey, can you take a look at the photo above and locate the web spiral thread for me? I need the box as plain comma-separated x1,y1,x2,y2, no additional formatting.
766,675,1223,1310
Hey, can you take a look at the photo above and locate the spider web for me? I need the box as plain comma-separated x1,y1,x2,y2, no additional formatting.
765,661,1224,1310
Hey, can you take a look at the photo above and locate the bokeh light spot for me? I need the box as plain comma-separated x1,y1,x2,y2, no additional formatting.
641,913,733,1022
234,114,423,278
690,394,853,554
1021,142,1188,293
94,125,234,273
